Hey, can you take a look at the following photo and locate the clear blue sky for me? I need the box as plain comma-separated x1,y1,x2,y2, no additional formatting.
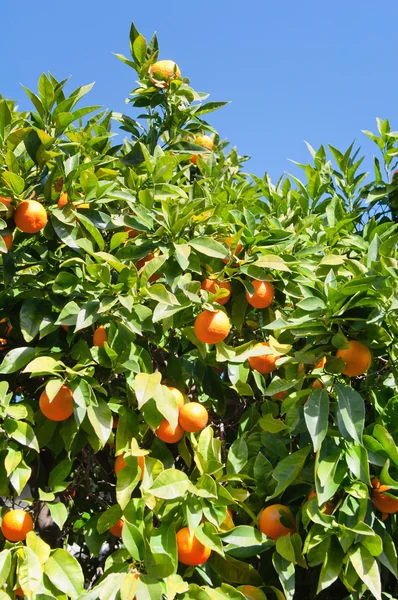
1,0,397,181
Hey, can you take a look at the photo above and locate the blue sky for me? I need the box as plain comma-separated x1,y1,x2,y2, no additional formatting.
1,0,397,181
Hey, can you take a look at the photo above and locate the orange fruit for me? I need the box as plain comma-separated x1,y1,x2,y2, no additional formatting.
1,233,13,252
0,196,12,210
149,60,181,88
307,490,334,515
179,402,208,433
15,588,24,597
14,200,48,234
0,338,7,351
246,280,274,309
312,379,324,389
258,504,295,540
201,279,232,305
1,510,33,542
156,419,184,443
336,340,372,377
39,385,74,421
114,454,145,480
136,253,160,283
93,325,107,348
64,486,76,499
124,226,139,238
57,192,69,208
238,586,267,600
371,478,398,514
248,342,279,375
194,309,231,344
168,386,186,409
272,391,286,401
222,237,243,264
74,203,90,209
191,134,214,165
176,527,211,566
315,356,326,369
109,518,124,538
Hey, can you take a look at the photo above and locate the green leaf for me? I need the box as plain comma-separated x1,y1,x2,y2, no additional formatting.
0,550,11,587
273,552,295,600
2,171,25,195
0,347,36,374
227,438,248,474
349,545,381,600
270,446,311,499
149,469,190,499
208,553,263,585
304,389,329,452
188,237,228,259
23,356,60,375
47,502,68,529
44,549,85,599
87,398,113,447
317,538,344,594
296,297,326,311
3,419,39,452
220,526,270,548
134,372,162,408
373,424,398,467
122,521,145,561
97,504,122,535
9,459,31,495
335,384,364,444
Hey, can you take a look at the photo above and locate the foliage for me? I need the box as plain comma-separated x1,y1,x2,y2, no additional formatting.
0,20,398,600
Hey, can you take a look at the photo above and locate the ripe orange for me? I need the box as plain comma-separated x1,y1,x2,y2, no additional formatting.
156,419,184,443
168,386,186,409
15,588,24,597
64,486,76,499
93,325,107,347
222,237,243,264
371,478,398,514
1,510,33,542
315,356,326,369
149,60,181,87
272,391,287,401
57,192,69,208
0,338,7,351
336,340,372,377
194,309,231,344
136,253,160,283
14,200,48,234
191,134,214,165
238,586,267,600
176,527,211,566
258,504,295,540
201,279,232,306
39,385,74,422
124,226,139,238
61,325,69,332
1,233,13,252
246,280,274,309
179,402,208,432
248,342,279,375
0,196,12,210
307,490,334,515
114,454,145,480
312,379,324,389
109,519,124,538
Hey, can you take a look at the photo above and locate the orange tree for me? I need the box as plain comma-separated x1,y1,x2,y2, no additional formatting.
0,21,397,600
